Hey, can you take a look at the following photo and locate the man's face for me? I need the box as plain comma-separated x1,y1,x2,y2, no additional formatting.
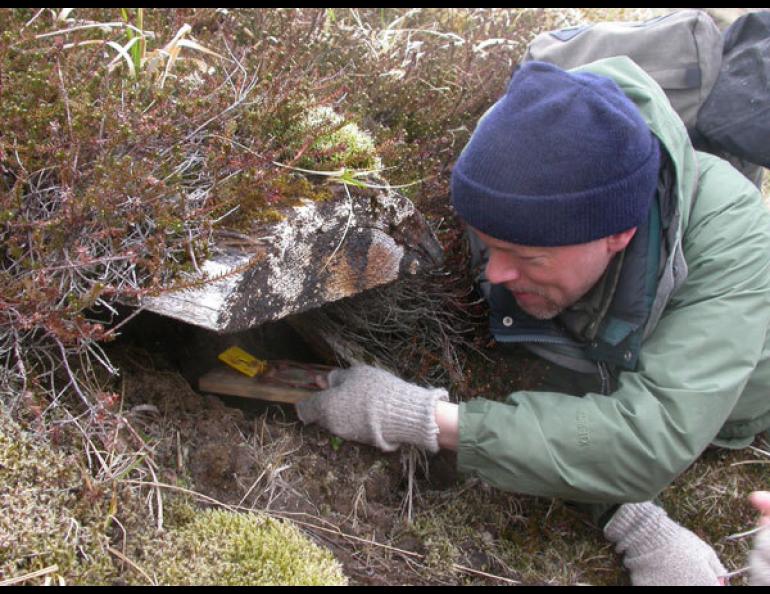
473,227,636,320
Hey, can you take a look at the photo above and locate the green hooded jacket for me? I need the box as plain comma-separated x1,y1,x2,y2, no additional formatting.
457,56,770,504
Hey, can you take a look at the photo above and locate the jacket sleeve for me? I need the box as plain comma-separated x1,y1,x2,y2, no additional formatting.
457,160,770,503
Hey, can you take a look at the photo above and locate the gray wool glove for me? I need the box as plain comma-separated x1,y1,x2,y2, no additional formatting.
604,501,726,586
750,527,770,586
296,365,448,453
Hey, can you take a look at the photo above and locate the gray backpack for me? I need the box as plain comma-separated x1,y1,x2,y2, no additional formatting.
524,9,766,188
695,12,770,178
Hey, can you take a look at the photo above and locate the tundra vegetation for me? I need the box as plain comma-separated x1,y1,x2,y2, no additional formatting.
0,8,767,586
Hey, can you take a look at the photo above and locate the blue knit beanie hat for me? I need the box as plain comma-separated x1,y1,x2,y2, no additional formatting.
451,61,660,246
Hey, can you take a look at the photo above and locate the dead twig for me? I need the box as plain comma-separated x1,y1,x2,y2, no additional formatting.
0,565,60,586
107,546,157,586
320,182,354,272
122,478,521,585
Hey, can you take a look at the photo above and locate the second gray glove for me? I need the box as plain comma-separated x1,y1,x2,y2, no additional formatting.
604,501,726,586
296,364,448,453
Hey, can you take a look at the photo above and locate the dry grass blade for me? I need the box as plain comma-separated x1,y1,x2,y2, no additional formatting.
107,547,157,585
157,25,191,88
56,8,76,22
106,39,139,77
35,22,134,39
748,444,770,458
0,565,60,586
725,525,763,541
122,479,521,585
22,8,47,29
723,566,751,580
62,39,111,50
177,38,227,61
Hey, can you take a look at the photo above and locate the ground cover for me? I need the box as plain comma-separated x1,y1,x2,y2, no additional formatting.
1,8,766,586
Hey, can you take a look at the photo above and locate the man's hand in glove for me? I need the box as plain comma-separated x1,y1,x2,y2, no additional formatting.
296,365,452,453
604,501,726,586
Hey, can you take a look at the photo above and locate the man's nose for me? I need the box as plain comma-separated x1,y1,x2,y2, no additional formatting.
485,252,519,285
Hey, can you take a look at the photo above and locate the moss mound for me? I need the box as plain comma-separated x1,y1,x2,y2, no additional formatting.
0,410,347,586
144,508,347,586
0,412,116,585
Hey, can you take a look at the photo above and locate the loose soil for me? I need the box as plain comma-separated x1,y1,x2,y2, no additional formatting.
99,193,591,584
105,302,767,586
99,159,770,585
106,317,613,586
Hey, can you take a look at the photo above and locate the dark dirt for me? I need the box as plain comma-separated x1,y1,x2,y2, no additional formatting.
114,310,769,587
105,306,602,586
96,196,769,586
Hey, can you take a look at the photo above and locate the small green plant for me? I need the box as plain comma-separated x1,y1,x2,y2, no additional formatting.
291,105,380,172
120,8,145,75
39,8,227,85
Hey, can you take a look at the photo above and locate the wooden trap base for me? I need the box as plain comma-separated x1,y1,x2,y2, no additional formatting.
198,362,335,404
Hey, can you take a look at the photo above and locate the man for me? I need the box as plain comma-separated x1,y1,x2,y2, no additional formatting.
297,58,770,585
750,491,770,586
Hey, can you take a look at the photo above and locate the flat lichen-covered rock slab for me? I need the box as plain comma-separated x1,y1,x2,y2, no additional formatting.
141,185,443,333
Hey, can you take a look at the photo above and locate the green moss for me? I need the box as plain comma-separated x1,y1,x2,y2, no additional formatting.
657,445,770,586
255,209,285,223
401,482,625,585
291,106,381,172
0,412,117,585
212,172,335,230
0,407,346,586
141,507,347,586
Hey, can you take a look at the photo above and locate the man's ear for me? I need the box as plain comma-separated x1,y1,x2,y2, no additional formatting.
606,226,637,254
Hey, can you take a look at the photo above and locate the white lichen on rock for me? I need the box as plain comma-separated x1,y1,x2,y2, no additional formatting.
138,172,440,332
375,187,417,227
142,254,252,329
263,199,345,319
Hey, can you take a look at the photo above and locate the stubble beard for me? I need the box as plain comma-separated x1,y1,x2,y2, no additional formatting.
506,286,565,320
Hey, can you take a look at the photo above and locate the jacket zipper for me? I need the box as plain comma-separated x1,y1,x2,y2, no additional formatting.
598,361,611,395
